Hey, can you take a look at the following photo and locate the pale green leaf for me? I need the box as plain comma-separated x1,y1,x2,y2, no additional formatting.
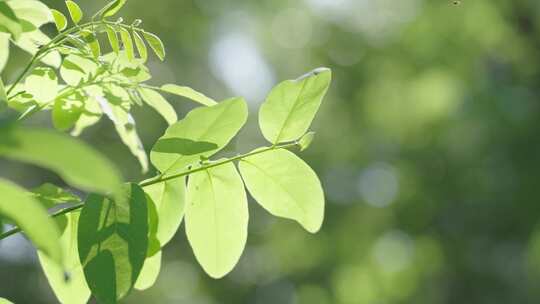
65,1,83,24
0,32,9,72
50,9,67,31
71,96,103,136
60,54,98,86
105,25,119,54
15,30,61,68
0,77,6,111
81,30,100,58
78,183,148,304
143,177,186,246
142,31,165,61
100,0,127,18
0,179,62,265
298,131,316,151
52,97,83,131
135,251,161,291
138,87,177,125
150,97,248,175
239,149,324,233
38,211,91,304
0,126,122,196
119,28,134,61
25,67,58,103
133,31,148,62
160,84,217,107
0,2,22,39
7,0,53,29
259,68,331,144
31,183,80,209
0,297,13,304
186,162,248,278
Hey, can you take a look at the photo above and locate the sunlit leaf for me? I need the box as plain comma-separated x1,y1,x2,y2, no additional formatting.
0,297,13,304
0,2,22,39
160,84,217,107
60,54,98,86
38,211,91,304
298,131,316,151
150,97,248,175
142,31,165,61
186,162,248,278
0,77,6,111
71,96,103,136
0,32,9,72
0,179,62,265
50,9,67,31
65,1,83,24
134,251,161,291
133,31,148,62
105,25,119,54
0,126,122,196
138,87,177,125
81,30,100,59
100,0,127,18
78,183,148,303
31,183,80,209
239,149,324,233
119,28,134,61
25,67,58,103
259,68,331,144
52,97,83,131
15,30,61,68
7,0,53,29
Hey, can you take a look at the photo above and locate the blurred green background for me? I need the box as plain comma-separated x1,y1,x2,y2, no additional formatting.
3,0,540,303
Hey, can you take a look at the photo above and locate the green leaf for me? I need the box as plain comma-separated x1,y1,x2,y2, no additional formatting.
71,96,103,136
31,183,80,209
100,0,127,18
138,87,177,125
105,25,120,54
135,251,161,290
78,183,148,304
150,97,248,175
0,297,14,304
0,2,22,39
259,68,331,144
14,30,62,68
0,77,6,111
133,31,148,62
81,30,100,59
52,97,83,131
38,211,91,304
239,149,324,233
0,179,62,265
60,54,98,86
160,84,217,107
143,178,186,246
119,28,134,61
25,67,58,103
186,162,248,278
50,9,67,31
7,0,54,29
0,32,9,72
298,131,316,151
65,1,83,24
0,126,122,196
142,31,165,61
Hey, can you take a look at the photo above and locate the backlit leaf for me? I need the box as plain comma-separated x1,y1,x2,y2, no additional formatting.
239,149,324,233
101,0,127,18
31,183,80,209
0,77,6,111
105,25,120,54
60,54,98,86
52,97,83,131
25,67,58,103
138,87,177,125
78,183,148,303
119,28,134,61
186,162,248,278
0,2,22,39
7,0,53,28
14,30,62,68
133,31,148,62
0,179,62,265
142,31,165,61
71,96,103,136
298,131,316,151
160,84,217,107
134,251,161,290
50,9,67,31
150,98,248,175
0,298,13,304
81,30,100,59
0,32,9,72
65,1,83,24
259,68,331,144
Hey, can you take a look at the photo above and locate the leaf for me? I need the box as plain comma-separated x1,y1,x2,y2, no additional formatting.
0,77,6,111
25,67,58,103
0,126,122,196
259,68,331,144
142,31,165,61
0,2,22,39
14,30,62,68
186,162,248,278
105,25,119,54
100,0,127,18
38,211,91,304
65,1,83,24
0,32,9,72
52,98,83,131
133,31,148,62
134,251,161,290
81,30,100,59
0,179,62,265
239,149,324,233
160,84,217,107
0,298,13,304
71,96,103,136
119,28,134,61
150,97,248,175
60,54,98,86
143,177,186,246
298,131,316,151
138,87,177,125
7,0,54,29
31,183,80,209
50,9,67,31
78,183,148,304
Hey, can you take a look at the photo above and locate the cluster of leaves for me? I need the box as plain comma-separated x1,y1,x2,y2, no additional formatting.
0,1,331,303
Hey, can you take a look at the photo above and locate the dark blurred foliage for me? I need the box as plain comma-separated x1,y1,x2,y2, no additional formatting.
3,0,540,303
